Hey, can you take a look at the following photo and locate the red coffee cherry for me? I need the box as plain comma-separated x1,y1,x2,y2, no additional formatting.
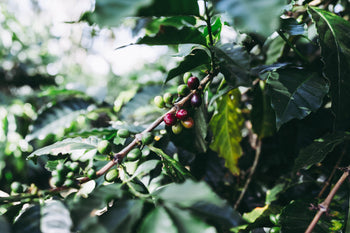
181,117,194,129
164,113,177,126
176,109,188,120
187,76,199,90
191,93,202,107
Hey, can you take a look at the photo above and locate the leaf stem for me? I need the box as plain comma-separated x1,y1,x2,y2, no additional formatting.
277,30,309,64
305,167,350,233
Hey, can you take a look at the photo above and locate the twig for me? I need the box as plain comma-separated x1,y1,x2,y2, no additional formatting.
305,167,350,233
234,135,262,209
318,144,347,198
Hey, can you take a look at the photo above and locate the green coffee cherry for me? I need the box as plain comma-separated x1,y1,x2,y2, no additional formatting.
183,72,192,84
141,132,153,145
177,84,190,96
51,176,64,187
163,92,173,105
172,122,183,135
127,148,142,161
67,171,75,179
69,162,80,173
117,129,130,138
97,140,112,154
269,227,281,233
104,169,119,182
56,163,68,176
11,182,23,193
154,95,165,108
64,179,75,188
87,168,97,179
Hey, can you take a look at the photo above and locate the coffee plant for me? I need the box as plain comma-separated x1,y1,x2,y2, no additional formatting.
1,0,350,232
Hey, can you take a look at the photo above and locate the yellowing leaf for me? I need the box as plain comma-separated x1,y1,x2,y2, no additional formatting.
209,89,243,175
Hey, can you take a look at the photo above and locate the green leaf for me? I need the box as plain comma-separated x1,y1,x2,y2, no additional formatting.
209,89,244,175
264,35,286,65
145,16,197,34
308,6,350,130
130,159,160,179
136,26,207,46
193,103,209,153
149,146,193,182
280,200,329,233
0,215,10,233
26,99,94,141
251,81,276,138
266,68,329,129
97,199,144,233
138,0,199,17
213,44,251,88
280,18,306,36
216,0,286,37
13,200,72,233
156,180,223,207
139,207,177,233
166,47,210,83
86,0,153,27
67,183,124,227
27,136,99,160
294,131,350,171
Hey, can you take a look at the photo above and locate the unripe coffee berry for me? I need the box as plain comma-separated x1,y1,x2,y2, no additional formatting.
97,140,112,155
176,109,188,120
187,76,199,90
183,72,192,84
117,129,130,138
181,117,194,129
191,93,202,107
87,168,97,179
164,113,177,126
172,122,183,135
163,92,173,105
177,84,190,96
104,169,119,182
154,95,165,108
127,148,142,161
11,182,23,193
141,132,153,145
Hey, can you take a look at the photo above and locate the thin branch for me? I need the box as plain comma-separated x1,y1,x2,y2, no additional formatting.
234,135,262,209
318,143,347,198
305,167,350,233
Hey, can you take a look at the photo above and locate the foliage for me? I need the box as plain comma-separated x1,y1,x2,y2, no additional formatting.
1,0,350,232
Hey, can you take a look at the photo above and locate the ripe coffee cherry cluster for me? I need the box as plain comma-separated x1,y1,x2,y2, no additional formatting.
164,108,194,134
51,161,80,188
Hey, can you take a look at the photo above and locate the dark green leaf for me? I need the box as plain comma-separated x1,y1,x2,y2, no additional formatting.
216,0,286,37
67,183,124,227
294,131,350,171
251,81,276,138
156,179,223,207
137,26,207,46
190,202,243,228
139,207,177,233
68,127,116,138
13,200,72,233
27,137,99,160
193,103,209,153
166,47,210,82
87,0,153,27
138,0,199,17
165,206,217,233
26,99,94,141
145,16,197,34
308,6,350,130
280,200,329,233
213,44,251,87
97,199,144,233
280,18,306,35
0,215,10,233
209,89,244,175
264,35,286,65
266,68,329,129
